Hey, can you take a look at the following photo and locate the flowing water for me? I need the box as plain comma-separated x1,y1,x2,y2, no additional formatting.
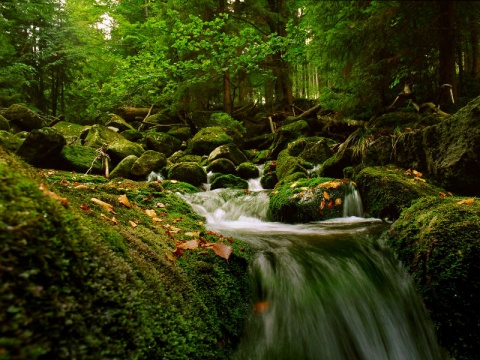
180,181,442,360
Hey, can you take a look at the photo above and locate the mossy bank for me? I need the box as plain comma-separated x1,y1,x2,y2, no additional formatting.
0,146,252,359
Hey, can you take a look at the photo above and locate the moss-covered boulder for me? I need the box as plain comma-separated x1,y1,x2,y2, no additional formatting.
131,150,167,178
208,144,248,166
120,129,143,142
206,158,236,175
0,114,10,131
288,137,337,165
82,124,123,148
107,138,145,165
260,161,278,189
167,126,192,141
269,120,310,159
52,121,85,140
106,114,135,132
267,178,349,223
15,127,66,168
160,180,200,194
0,130,22,152
109,155,138,179
236,162,259,180
243,133,274,151
169,150,203,164
59,145,103,174
355,165,445,220
386,197,480,360
187,127,233,156
167,162,207,186
210,174,249,190
276,150,310,183
143,131,182,157
3,104,46,131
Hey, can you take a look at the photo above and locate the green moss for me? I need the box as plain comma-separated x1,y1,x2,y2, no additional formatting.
387,197,480,360
267,177,346,223
355,165,446,220
161,180,200,194
0,148,251,359
210,174,249,190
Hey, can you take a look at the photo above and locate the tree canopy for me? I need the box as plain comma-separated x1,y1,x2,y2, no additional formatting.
1,0,479,122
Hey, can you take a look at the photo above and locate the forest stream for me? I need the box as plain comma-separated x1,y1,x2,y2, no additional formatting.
180,178,444,360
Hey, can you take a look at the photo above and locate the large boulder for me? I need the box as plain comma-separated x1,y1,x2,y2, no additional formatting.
187,127,233,156
52,121,85,145
167,126,192,142
267,177,350,223
105,114,135,132
210,174,248,190
107,139,144,165
109,155,138,179
288,137,337,165
206,158,236,175
59,145,103,174
276,150,310,183
0,130,22,152
131,150,167,178
3,104,46,132
0,115,10,131
167,162,207,187
143,131,182,157
386,197,480,359
82,124,123,148
236,162,260,180
208,144,248,166
269,120,310,159
15,128,66,167
355,165,445,220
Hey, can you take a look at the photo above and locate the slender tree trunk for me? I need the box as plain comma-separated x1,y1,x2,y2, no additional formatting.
224,70,232,114
437,1,457,103
470,14,480,79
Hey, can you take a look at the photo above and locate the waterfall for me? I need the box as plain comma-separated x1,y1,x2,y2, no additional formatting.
147,171,163,182
343,183,364,217
180,188,442,359
248,164,265,191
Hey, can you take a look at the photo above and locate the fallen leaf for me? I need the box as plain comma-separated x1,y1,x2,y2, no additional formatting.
448,192,453,197
170,179,178,183
328,199,334,209
323,191,330,200
144,209,156,217
101,213,118,224
318,181,341,189
165,252,176,263
118,194,131,208
413,177,426,182
413,169,423,177
75,184,89,190
185,231,200,237
439,192,446,198
177,239,199,250
152,217,163,223
457,198,475,205
129,220,138,228
320,199,325,210
156,202,166,208
164,224,182,233
39,183,68,206
91,197,115,214
80,204,91,212
211,243,232,262
254,301,271,313
335,198,342,206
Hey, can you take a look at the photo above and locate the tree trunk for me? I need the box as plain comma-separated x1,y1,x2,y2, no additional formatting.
470,14,480,79
437,1,457,104
224,70,232,114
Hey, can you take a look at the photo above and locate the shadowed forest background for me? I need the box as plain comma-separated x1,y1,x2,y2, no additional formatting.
1,0,479,122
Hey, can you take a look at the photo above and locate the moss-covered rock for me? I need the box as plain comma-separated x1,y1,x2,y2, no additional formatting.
169,151,203,164
208,144,248,166
52,121,85,140
206,158,236,175
160,180,200,194
386,197,480,360
236,162,259,180
59,145,103,174
131,150,167,178
0,114,10,131
210,174,249,190
167,126,192,142
276,150,309,182
267,177,348,223
167,162,207,186
143,131,182,157
0,147,251,359
0,130,22,152
15,127,66,168
269,120,310,159
106,114,134,132
107,138,145,165
82,124,123,149
290,137,337,165
355,165,445,220
109,155,138,179
120,129,143,142
187,127,233,156
260,161,278,189
3,104,46,132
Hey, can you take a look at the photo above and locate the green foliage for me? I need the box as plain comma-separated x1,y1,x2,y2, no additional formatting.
208,112,246,136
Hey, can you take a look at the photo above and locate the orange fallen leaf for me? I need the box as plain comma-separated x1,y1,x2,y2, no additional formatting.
335,198,342,206
80,204,91,212
211,243,232,262
323,191,330,200
439,192,446,198
177,239,199,250
129,220,138,228
448,192,453,197
185,231,200,237
413,169,423,177
144,209,156,217
91,197,115,214
457,198,475,205
328,199,334,209
320,199,326,210
254,301,271,313
101,213,118,224
118,194,131,208
39,183,68,206
165,252,176,263
75,184,89,190
152,217,163,223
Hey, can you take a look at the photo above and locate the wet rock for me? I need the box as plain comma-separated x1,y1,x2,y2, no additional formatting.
206,158,236,175
109,155,138,179
187,127,233,156
131,150,167,177
210,174,248,190
167,162,207,186
208,144,248,166
236,162,260,180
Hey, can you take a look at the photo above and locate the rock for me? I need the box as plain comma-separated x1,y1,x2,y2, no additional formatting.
267,177,349,223
59,145,103,174
386,197,480,359
106,114,135,132
206,158,236,175
52,121,85,145
109,155,138,179
269,120,310,159
187,127,233,156
355,165,445,220
15,127,66,167
0,115,10,131
276,150,310,182
210,174,248,190
244,133,275,150
167,162,207,186
260,161,278,189
208,144,248,166
236,162,260,180
167,126,192,141
288,137,337,165
168,150,203,164
0,130,22,152
143,131,182,157
131,150,167,177
107,139,145,165
82,124,123,148
120,129,143,142
3,104,46,132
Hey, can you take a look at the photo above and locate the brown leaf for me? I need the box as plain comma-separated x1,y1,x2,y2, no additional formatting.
39,183,68,206
211,243,233,262
75,184,89,190
101,213,118,224
448,192,453,197
129,220,138,228
254,301,271,313
335,198,342,206
457,198,475,205
165,252,176,263
323,191,330,200
413,169,423,177
328,199,334,209
80,204,91,212
91,197,115,214
144,209,156,217
185,231,200,237
177,239,199,250
118,194,131,208
152,217,163,223
439,192,446,198
320,199,325,210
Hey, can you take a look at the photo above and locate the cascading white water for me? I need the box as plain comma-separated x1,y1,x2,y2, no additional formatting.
343,183,364,217
248,164,265,191
180,188,442,359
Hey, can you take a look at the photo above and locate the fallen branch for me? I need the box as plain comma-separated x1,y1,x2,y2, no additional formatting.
86,144,110,178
